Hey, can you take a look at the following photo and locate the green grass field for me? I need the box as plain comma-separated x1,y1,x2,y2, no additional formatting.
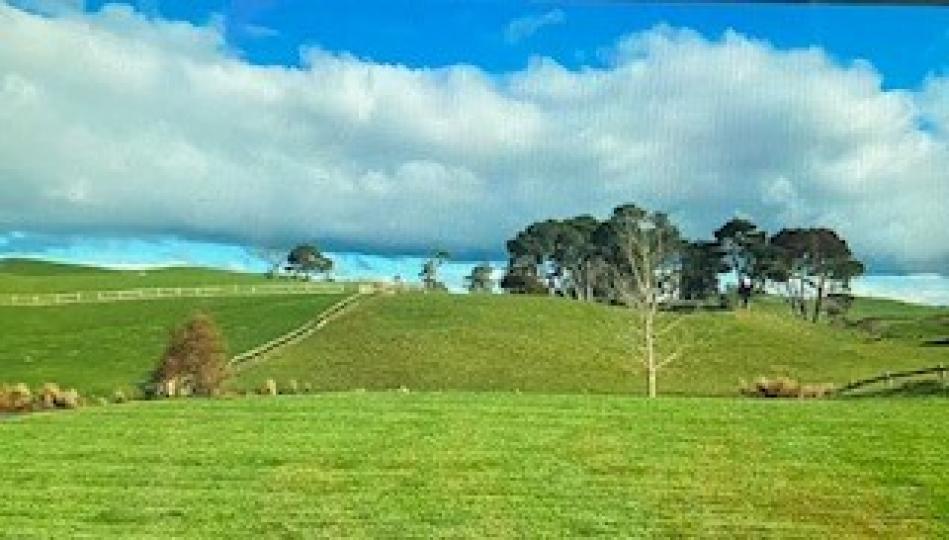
0,258,272,293
237,293,949,396
0,294,347,395
1,393,946,538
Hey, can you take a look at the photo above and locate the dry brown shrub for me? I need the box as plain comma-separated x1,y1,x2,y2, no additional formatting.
9,383,33,411
38,383,61,409
743,377,831,399
259,378,278,396
152,312,230,396
800,383,834,399
0,383,34,412
55,389,80,409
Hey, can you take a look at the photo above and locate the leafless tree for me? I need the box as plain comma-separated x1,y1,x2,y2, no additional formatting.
609,206,687,398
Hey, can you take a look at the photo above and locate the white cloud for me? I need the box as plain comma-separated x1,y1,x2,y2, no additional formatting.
504,9,565,44
1,5,948,274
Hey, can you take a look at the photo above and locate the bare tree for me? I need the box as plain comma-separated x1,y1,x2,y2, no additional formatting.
607,205,686,398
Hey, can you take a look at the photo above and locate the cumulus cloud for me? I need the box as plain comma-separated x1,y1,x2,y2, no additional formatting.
504,9,565,44
1,5,948,273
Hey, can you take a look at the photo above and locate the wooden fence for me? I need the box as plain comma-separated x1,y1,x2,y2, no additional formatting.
0,282,356,307
834,364,948,394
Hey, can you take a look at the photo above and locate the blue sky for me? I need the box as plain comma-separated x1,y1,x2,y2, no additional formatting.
85,1,949,90
3,1,949,301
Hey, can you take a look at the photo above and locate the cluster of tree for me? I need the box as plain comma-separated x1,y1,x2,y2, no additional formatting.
258,244,334,281
501,206,865,323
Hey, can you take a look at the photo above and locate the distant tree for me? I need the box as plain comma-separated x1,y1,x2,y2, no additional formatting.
151,312,229,396
466,262,494,293
770,228,864,322
505,216,613,300
604,204,687,398
553,215,607,301
420,250,450,291
499,264,548,295
714,218,769,289
287,244,333,280
679,240,727,300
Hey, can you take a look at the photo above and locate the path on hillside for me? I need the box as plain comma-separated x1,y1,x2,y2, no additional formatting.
228,291,372,372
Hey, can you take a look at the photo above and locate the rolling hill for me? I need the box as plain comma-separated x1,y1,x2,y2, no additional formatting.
236,292,949,396
0,260,351,395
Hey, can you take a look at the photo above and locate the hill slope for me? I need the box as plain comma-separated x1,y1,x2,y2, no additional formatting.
0,258,271,293
1,294,348,395
238,293,949,396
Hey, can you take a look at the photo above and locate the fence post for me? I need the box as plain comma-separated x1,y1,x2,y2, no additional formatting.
939,364,946,386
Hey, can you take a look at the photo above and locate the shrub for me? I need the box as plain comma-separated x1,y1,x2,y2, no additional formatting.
113,390,128,404
0,383,34,412
152,312,230,397
741,377,831,399
8,383,33,412
259,379,278,396
284,379,300,395
55,389,80,409
38,383,61,409
302,382,313,394
0,385,11,412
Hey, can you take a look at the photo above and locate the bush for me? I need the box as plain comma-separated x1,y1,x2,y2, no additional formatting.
283,379,300,395
6,383,33,412
152,312,230,397
55,389,80,409
38,383,61,409
259,379,278,396
740,377,832,399
113,390,128,404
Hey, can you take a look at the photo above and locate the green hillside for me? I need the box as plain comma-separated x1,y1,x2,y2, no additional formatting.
0,258,271,293
0,294,347,395
237,293,949,396
2,393,946,538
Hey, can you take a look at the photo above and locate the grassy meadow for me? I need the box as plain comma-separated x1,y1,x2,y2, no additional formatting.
2,393,947,538
236,292,949,396
0,259,275,293
0,295,348,395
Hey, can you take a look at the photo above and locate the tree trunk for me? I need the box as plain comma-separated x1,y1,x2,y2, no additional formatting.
812,274,826,323
645,313,657,398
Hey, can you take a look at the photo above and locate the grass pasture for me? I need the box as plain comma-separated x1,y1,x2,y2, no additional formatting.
0,294,347,395
0,259,274,293
1,393,946,538
237,293,949,396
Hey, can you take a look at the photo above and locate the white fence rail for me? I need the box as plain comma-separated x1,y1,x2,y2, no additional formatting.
0,282,353,307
